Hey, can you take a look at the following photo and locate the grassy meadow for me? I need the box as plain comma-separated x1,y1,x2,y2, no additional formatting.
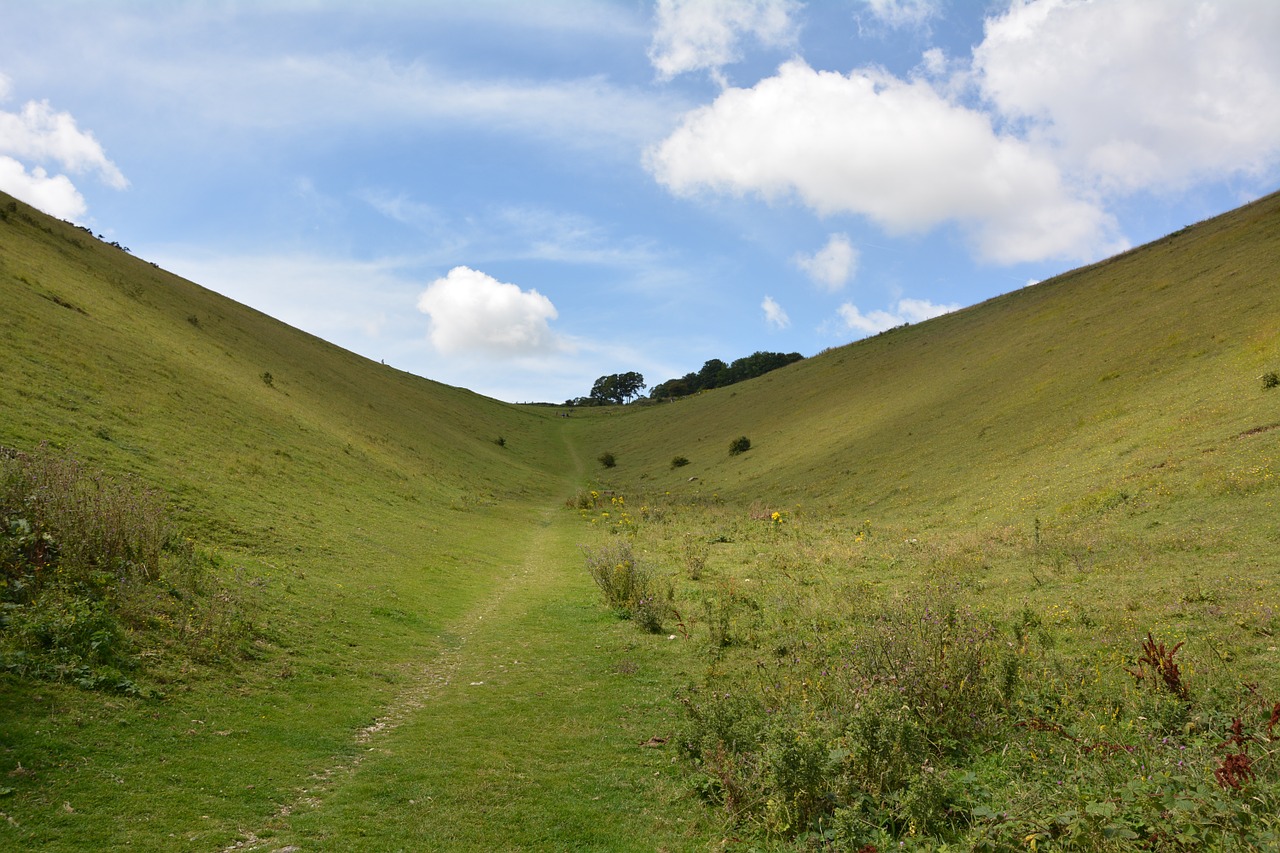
1,187,1279,850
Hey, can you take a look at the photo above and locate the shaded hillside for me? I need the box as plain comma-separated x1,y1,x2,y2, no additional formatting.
581,190,1280,530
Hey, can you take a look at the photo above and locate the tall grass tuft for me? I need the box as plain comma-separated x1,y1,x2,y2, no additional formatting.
1,443,252,691
581,539,670,632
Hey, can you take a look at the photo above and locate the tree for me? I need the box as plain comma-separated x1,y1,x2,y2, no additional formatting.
588,371,646,405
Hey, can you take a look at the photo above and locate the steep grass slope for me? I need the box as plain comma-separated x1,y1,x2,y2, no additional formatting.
0,192,562,534
585,191,1280,533
3,193,719,850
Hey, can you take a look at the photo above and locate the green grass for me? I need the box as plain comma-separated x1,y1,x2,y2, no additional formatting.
2,187,1279,849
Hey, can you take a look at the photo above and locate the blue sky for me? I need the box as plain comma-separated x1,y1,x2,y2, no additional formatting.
3,1,1278,403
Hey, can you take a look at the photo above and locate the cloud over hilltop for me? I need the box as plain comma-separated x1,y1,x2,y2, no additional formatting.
417,266,564,357
0,84,128,220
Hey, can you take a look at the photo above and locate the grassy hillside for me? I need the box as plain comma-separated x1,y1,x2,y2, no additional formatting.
2,186,1279,850
575,192,1280,848
0,193,713,850
583,191,1279,532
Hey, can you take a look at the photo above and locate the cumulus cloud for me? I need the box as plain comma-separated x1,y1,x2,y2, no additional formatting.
0,156,86,219
649,0,799,82
795,233,858,291
417,266,563,357
0,96,128,219
647,59,1119,264
0,100,127,188
761,295,790,329
837,297,959,335
974,0,1280,192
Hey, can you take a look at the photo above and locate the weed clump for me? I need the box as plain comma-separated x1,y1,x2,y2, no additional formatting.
581,539,670,632
677,583,1016,839
1263,370,1279,390
0,444,253,692
671,455,690,469
728,436,751,456
597,451,617,468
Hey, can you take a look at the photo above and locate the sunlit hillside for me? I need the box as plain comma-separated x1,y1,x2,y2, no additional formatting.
583,190,1280,532
2,187,1279,850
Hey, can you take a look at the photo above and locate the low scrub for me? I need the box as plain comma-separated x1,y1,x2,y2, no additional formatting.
1,444,253,693
587,496,1280,850
581,538,670,632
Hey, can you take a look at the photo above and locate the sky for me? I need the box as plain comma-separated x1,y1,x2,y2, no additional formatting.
2,1,1279,404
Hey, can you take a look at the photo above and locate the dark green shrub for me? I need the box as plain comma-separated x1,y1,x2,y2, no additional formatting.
260,371,274,387
1264,371,1279,390
728,436,751,456
671,455,690,468
598,451,617,468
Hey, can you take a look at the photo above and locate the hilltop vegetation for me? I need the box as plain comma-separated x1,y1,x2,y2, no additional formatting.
1,188,1279,850
648,351,805,401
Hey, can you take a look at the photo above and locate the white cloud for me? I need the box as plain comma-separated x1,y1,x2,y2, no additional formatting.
837,296,958,335
761,295,790,329
0,156,86,219
795,233,858,291
974,0,1280,192
0,99,127,189
647,59,1119,264
860,0,940,29
649,0,800,82
0,97,127,219
417,266,563,357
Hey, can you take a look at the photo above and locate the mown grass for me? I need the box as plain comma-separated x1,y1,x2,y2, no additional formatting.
2,186,1279,850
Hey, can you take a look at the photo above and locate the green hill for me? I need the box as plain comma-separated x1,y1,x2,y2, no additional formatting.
584,193,1279,527
2,187,1279,850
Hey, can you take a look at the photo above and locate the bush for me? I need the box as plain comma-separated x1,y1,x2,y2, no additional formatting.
728,436,751,456
581,539,670,631
1264,371,1279,390
597,451,617,468
671,455,690,469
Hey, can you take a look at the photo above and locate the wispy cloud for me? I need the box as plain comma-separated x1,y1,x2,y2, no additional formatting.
649,0,800,83
761,295,790,329
795,233,858,291
836,297,959,335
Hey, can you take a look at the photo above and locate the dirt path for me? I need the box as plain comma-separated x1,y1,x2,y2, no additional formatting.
220,501,562,852
215,422,702,851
